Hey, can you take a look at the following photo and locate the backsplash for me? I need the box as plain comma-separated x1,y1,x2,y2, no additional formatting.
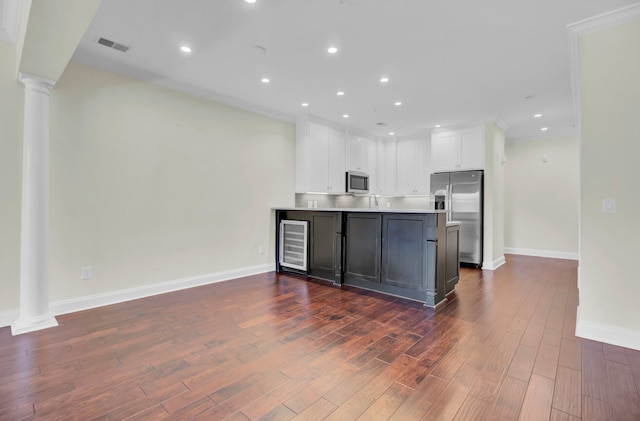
295,194,433,210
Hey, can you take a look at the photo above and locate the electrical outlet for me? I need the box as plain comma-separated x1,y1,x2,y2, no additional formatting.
258,245,265,254
602,198,616,214
81,266,92,280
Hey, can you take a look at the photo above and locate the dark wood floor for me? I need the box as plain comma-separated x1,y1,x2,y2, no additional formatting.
1,255,639,420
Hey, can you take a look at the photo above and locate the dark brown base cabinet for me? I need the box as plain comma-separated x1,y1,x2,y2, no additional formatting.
276,210,343,283
275,209,459,307
344,212,453,306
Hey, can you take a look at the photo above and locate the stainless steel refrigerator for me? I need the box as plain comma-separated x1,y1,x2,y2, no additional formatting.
430,170,483,267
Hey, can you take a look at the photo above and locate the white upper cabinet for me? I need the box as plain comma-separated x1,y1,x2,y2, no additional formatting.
347,134,376,175
327,128,346,193
395,137,431,195
295,119,346,194
376,139,396,195
431,127,484,173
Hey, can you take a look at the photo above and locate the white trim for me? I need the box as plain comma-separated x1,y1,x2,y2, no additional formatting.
70,57,295,124
0,309,19,329
576,306,640,351
0,0,21,43
50,263,274,317
504,247,579,261
482,255,506,271
568,3,640,36
0,263,274,329
567,2,640,164
11,313,58,335
431,118,492,134
482,115,509,133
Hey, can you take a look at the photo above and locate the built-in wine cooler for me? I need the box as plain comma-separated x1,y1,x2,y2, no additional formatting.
279,220,308,271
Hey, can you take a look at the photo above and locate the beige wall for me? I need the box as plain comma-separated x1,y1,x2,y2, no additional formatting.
504,136,579,258
578,18,640,346
0,60,295,313
0,41,22,312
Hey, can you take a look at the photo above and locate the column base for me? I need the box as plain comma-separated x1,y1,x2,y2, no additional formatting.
11,313,58,335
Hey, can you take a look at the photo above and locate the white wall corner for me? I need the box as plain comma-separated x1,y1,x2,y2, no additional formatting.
576,306,640,351
0,308,19,329
482,255,506,271
483,115,509,133
0,0,21,43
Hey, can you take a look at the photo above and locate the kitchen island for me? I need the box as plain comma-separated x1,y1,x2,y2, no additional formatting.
274,208,460,307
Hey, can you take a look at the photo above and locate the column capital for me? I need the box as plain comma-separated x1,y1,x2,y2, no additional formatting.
19,72,56,94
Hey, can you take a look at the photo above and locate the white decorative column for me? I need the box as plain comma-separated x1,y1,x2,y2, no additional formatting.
11,73,58,335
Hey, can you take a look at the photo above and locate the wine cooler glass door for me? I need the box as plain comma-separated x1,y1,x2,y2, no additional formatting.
279,220,308,271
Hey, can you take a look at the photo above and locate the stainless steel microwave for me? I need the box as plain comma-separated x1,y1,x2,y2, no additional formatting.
346,171,369,194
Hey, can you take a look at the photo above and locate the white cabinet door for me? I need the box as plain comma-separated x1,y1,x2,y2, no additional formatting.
348,135,376,174
431,127,484,173
376,139,396,195
396,139,417,195
459,128,484,170
347,135,366,172
396,138,430,195
308,124,330,192
431,132,458,173
302,123,346,193
415,138,431,194
328,128,346,193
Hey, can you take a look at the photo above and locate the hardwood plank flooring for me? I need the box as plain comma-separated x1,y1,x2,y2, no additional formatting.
1,255,639,420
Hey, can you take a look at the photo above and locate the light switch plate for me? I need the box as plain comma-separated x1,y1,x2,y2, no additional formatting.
81,266,92,280
602,198,616,214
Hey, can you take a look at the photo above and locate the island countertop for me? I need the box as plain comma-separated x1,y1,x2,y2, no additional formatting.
273,207,460,226
272,207,447,214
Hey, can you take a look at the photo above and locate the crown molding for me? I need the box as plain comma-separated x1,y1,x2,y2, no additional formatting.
568,2,640,36
567,3,640,136
0,0,20,43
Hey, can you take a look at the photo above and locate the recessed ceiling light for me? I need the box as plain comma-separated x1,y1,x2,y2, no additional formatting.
180,46,192,53
394,101,402,106
301,102,309,107
435,124,441,128
261,78,270,83
327,46,338,54
534,113,542,118
541,127,548,131
337,91,344,96
245,0,256,3
380,77,389,83
389,132,395,136
343,114,349,118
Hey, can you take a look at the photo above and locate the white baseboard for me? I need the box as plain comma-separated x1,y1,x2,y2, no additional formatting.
575,306,640,351
504,247,579,261
482,255,506,270
0,263,275,329
0,309,19,329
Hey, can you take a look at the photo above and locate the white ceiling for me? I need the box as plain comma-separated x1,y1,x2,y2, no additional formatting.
71,0,637,141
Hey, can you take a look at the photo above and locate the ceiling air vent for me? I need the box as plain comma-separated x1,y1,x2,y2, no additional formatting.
96,37,130,53
376,122,387,126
